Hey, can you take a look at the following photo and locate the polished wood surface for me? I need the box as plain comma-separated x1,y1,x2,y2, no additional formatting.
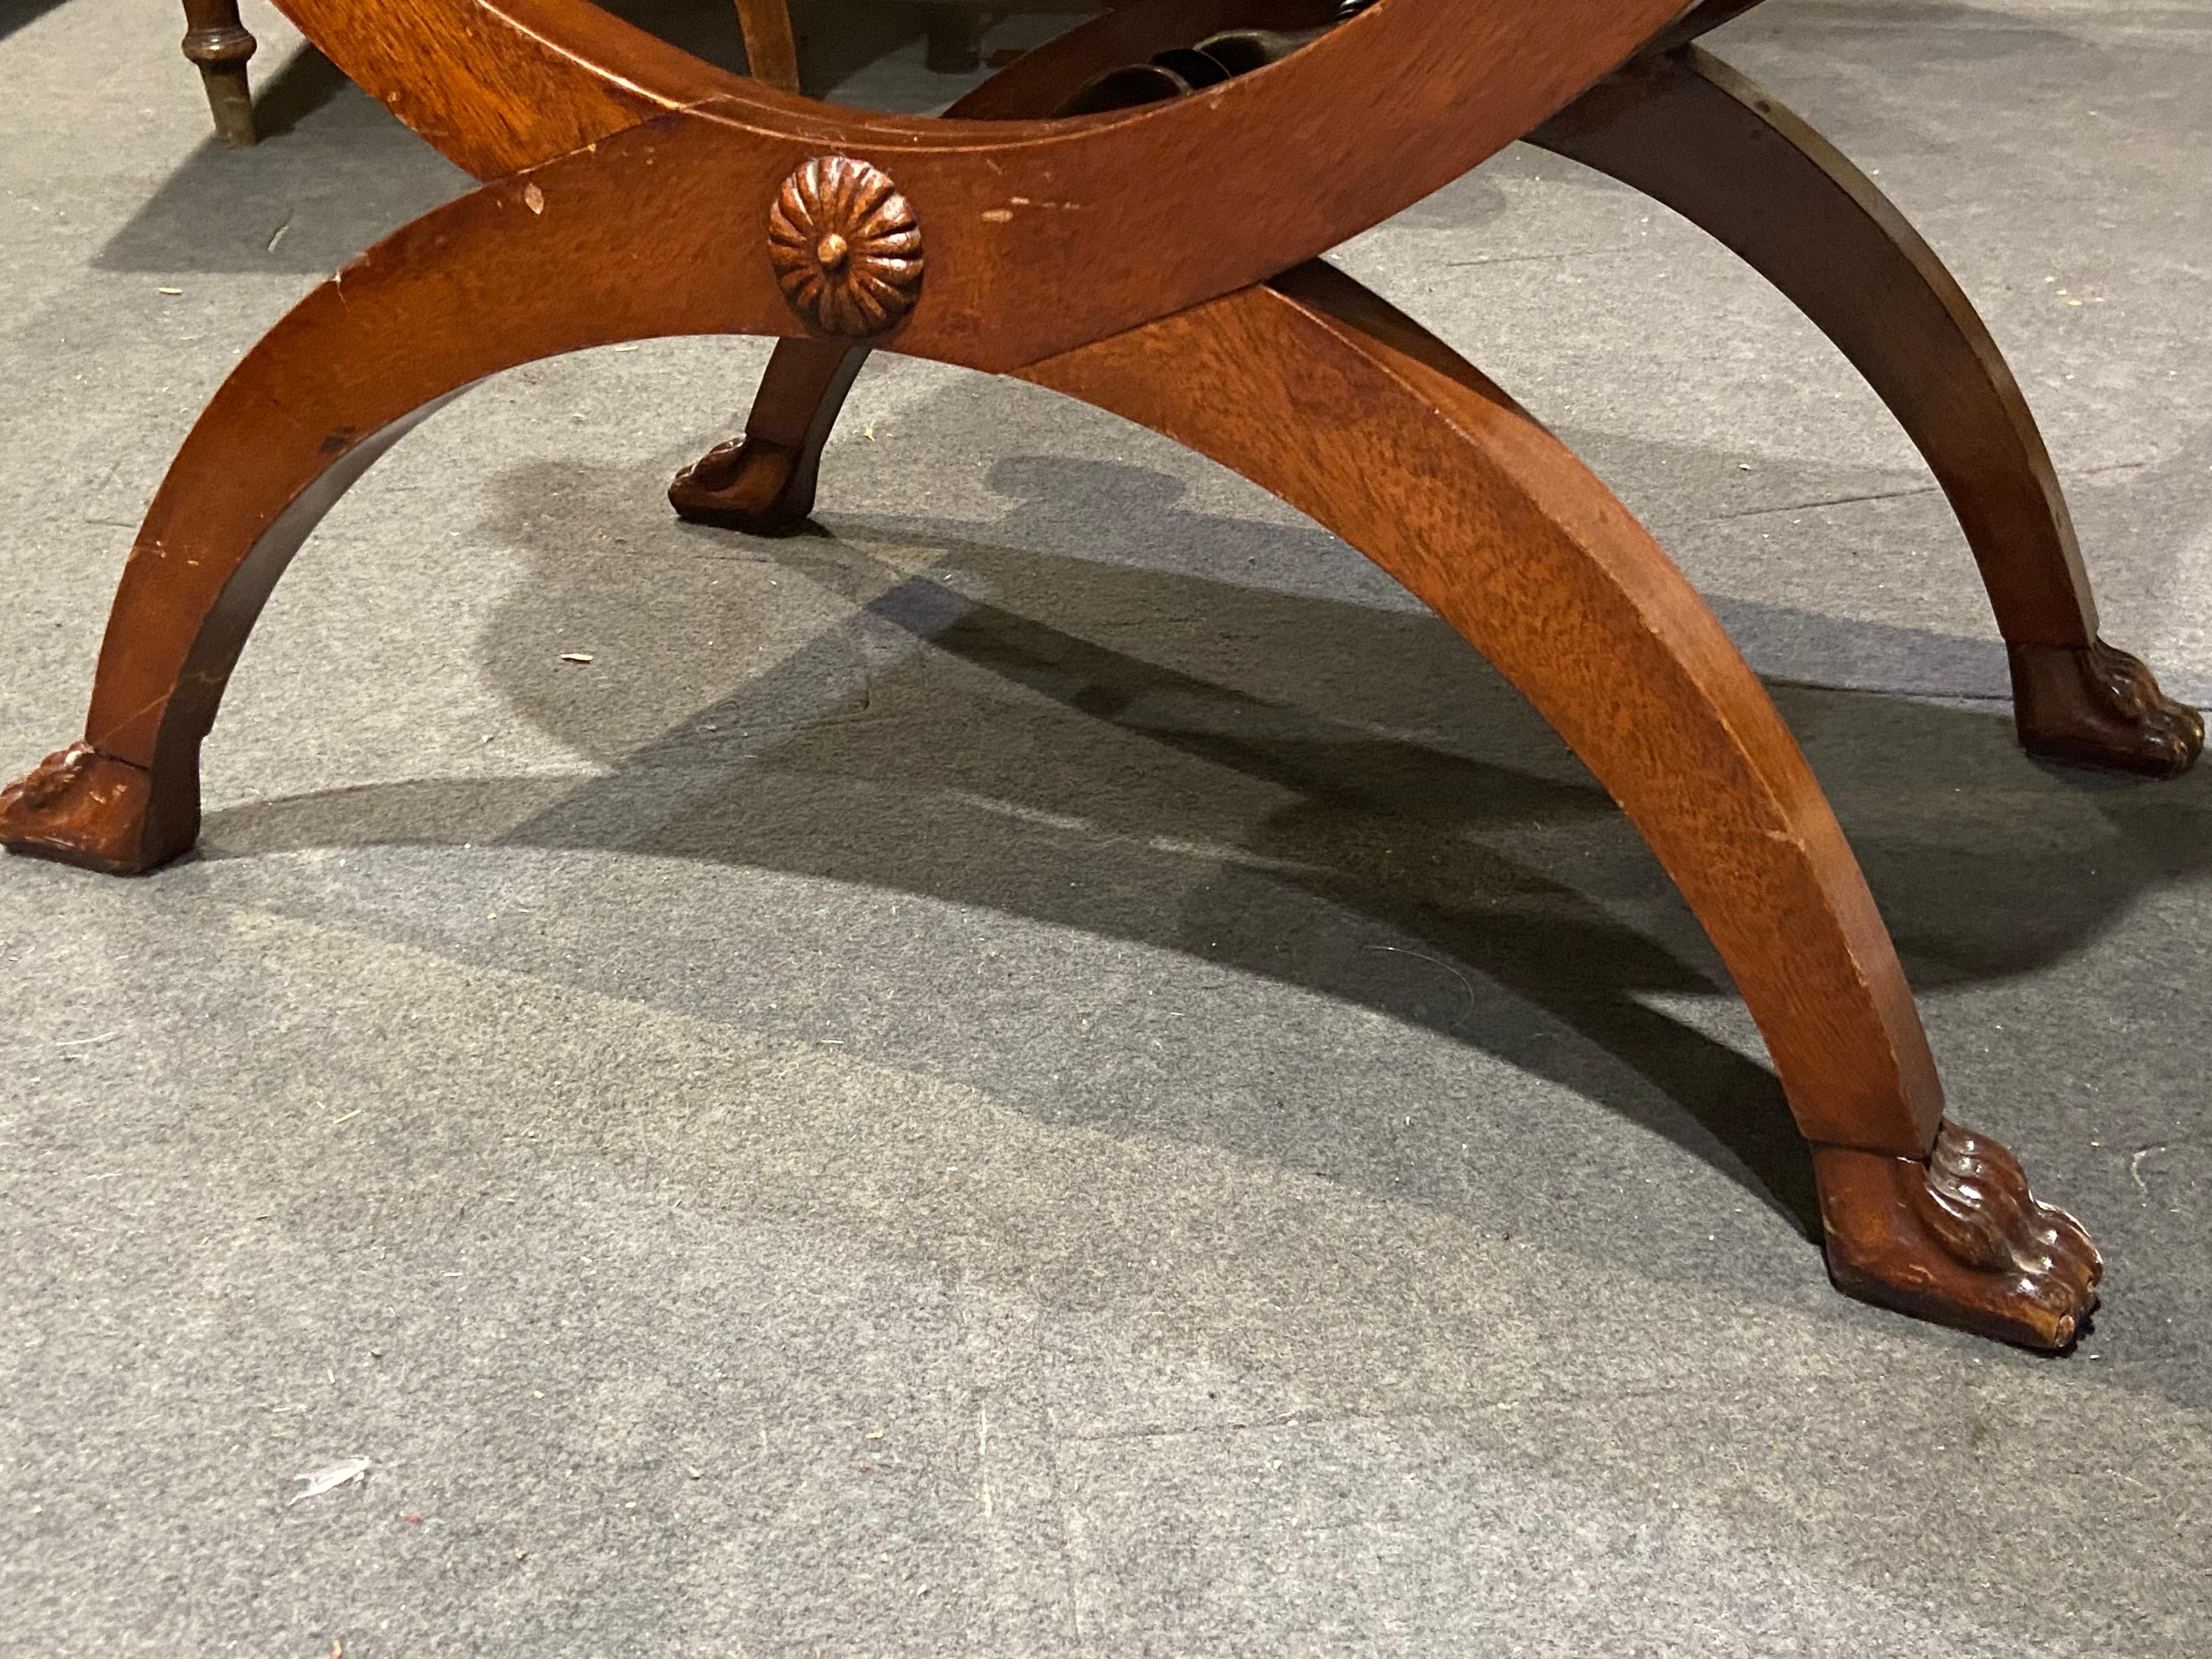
1531,46,2204,777
268,0,1688,369
694,3,2204,776
5,0,2185,1350
1026,261,1947,1155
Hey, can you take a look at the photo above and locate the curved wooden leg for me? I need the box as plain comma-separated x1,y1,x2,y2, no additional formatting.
1022,262,2098,1347
1533,45,2203,780
670,341,869,533
182,0,257,148
0,114,805,878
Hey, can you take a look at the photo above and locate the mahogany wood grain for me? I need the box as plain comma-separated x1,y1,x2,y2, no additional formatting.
266,0,1686,370
673,0,1345,533
668,0,1290,534
1025,262,1945,1156
66,114,821,833
689,8,2202,778
0,0,2133,1348
265,0,745,179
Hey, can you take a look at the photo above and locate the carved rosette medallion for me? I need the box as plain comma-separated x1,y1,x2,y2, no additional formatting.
768,157,923,338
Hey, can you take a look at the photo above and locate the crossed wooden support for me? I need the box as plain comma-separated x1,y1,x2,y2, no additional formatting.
18,0,2198,1349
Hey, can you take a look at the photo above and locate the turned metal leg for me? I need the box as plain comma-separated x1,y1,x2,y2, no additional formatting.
1023,262,2100,1348
1533,44,2203,780
181,0,257,148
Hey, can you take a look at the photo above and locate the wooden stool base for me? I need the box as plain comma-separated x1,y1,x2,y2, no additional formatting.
5,0,2194,1353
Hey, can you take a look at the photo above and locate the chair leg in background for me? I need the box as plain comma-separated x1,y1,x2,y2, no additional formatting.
181,0,256,147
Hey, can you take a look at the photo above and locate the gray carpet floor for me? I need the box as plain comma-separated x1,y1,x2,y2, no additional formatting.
2,1,2208,1654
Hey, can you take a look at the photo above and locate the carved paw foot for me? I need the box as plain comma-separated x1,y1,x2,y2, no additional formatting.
0,743,185,877
2010,638,2204,779
1813,1120,2101,1350
669,435,817,535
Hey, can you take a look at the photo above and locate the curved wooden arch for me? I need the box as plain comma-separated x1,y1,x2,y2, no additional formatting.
1025,262,1945,1157
677,4,2199,782
1020,263,2096,1347
0,135,1944,1161
67,116,812,843
0,223,2107,1344
1537,47,2097,644
268,0,1687,370
0,10,2113,1342
1529,44,2202,777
